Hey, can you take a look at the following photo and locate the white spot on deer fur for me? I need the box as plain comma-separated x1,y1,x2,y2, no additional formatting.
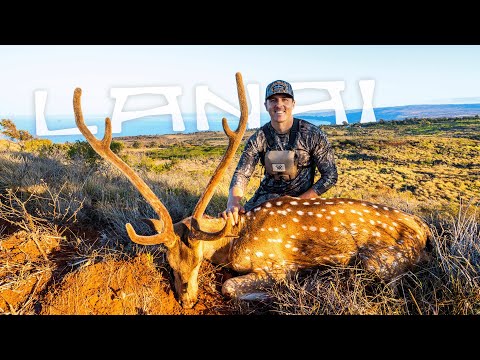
369,220,375,225
253,237,258,240
285,244,291,248
302,252,306,255
265,202,272,208
330,211,336,215
350,209,357,214
302,225,308,230
326,216,332,220
309,226,317,231
375,212,381,216
373,231,381,237
263,266,270,271
320,228,327,232
348,201,354,204
359,218,365,222
254,267,262,271
287,208,292,212
245,256,251,261
394,209,400,213
389,226,394,231
263,208,268,212
254,207,261,212
321,209,326,212
292,247,299,252
292,218,299,223
255,251,264,257
269,211,275,215
372,205,378,208
245,249,251,253
268,227,273,232
316,214,323,218
297,210,304,215
260,228,265,231
383,207,389,210
269,253,275,258
350,223,357,227
278,210,287,215
290,235,296,239
314,202,320,205
363,209,370,213
363,229,369,233
308,211,314,216
276,201,283,206
382,223,387,228
246,211,252,216
333,227,339,232
302,202,310,206
392,222,398,227
290,201,298,205
326,201,334,204
339,201,345,204
338,209,345,214
281,224,287,228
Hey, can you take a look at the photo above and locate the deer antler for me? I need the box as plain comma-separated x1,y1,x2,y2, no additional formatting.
190,72,248,239
73,88,176,246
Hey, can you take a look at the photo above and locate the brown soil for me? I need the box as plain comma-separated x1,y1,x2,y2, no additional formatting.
0,226,239,315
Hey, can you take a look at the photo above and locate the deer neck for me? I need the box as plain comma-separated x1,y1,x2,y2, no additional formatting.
201,216,245,265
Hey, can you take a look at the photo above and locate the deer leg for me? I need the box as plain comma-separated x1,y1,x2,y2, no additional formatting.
222,272,285,301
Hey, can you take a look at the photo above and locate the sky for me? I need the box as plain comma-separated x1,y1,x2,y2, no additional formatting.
1,45,480,119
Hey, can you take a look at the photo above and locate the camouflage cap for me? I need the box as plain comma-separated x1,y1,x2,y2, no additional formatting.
265,80,294,101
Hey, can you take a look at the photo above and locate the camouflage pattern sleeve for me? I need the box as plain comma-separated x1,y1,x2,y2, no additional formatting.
229,129,264,193
309,127,338,195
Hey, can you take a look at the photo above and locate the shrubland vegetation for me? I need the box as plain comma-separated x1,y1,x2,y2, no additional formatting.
0,116,478,315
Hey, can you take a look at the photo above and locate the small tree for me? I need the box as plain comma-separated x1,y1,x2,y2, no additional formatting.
0,119,34,149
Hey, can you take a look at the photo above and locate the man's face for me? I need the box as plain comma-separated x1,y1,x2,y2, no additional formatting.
264,94,295,125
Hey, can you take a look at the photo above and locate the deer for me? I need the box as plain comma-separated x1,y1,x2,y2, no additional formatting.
73,72,432,309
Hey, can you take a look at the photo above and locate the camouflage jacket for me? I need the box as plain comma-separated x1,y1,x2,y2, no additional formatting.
230,118,338,211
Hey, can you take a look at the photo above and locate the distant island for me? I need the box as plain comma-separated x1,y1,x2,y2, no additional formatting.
299,103,480,124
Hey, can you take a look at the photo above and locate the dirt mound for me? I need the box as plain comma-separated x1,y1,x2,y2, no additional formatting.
0,229,236,315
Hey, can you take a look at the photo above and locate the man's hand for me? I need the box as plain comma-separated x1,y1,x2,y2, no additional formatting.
220,204,245,225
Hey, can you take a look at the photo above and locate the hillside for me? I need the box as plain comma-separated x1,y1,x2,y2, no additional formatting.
0,116,479,315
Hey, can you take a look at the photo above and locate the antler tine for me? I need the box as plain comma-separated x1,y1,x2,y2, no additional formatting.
73,88,176,245
190,72,248,239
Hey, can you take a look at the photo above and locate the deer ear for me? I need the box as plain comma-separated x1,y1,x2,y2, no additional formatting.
141,218,165,233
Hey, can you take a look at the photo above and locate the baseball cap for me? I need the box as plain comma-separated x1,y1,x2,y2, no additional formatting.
265,80,294,101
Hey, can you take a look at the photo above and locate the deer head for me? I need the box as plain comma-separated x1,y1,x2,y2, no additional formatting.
74,72,247,308
73,72,432,309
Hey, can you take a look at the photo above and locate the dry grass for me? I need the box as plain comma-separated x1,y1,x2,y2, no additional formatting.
0,117,479,315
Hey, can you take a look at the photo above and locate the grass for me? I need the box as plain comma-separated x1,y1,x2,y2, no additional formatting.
0,115,479,314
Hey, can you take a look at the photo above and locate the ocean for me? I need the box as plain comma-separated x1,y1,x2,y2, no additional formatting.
2,112,336,144
3,103,480,144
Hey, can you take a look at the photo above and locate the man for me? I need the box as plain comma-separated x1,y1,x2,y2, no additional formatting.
220,79,338,225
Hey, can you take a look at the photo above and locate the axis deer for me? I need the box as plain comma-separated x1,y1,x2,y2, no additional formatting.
73,72,431,309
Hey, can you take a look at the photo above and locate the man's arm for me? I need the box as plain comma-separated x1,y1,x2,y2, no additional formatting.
309,130,339,196
219,131,262,224
220,185,245,225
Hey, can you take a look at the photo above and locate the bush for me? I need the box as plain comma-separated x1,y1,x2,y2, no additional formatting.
66,140,124,165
